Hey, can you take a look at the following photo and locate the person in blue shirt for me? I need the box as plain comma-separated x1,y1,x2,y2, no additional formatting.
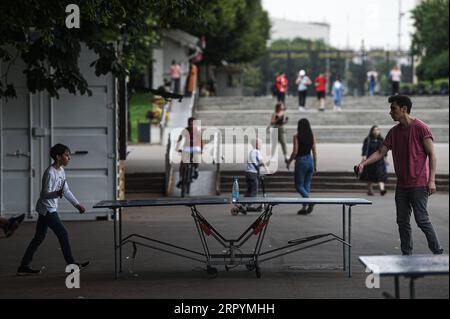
332,75,345,111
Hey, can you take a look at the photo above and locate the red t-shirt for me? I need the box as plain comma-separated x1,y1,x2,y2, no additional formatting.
276,76,288,93
383,119,433,187
315,76,327,92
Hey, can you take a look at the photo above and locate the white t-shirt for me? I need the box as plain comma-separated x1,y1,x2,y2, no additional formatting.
297,76,311,92
35,165,79,215
390,69,401,82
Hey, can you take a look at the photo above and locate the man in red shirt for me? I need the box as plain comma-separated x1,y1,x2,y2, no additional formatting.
276,72,288,106
354,95,443,255
315,73,327,111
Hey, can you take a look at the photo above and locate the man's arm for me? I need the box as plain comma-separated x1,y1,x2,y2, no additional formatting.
423,137,437,195
354,145,389,175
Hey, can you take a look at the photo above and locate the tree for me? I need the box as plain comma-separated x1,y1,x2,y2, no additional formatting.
0,0,204,99
411,0,449,81
175,0,271,65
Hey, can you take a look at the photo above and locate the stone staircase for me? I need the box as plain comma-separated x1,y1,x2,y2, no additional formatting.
125,172,166,194
124,171,449,195
194,96,449,143
219,171,450,194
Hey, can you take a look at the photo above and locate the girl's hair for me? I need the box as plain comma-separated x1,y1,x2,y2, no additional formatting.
297,118,313,145
369,125,383,140
275,102,284,112
50,143,70,161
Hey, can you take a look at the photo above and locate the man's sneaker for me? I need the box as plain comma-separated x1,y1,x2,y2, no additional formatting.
17,265,41,276
10,214,25,225
74,261,90,270
4,214,25,238
298,106,305,112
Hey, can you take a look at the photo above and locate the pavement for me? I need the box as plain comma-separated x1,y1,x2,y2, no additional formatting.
125,143,449,174
0,192,448,299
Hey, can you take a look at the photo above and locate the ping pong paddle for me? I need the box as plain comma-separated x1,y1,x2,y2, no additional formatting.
353,165,361,178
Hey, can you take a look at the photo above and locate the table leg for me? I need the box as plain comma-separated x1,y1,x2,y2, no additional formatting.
113,208,118,279
342,205,346,272
395,276,400,299
409,277,416,299
119,208,123,273
348,206,352,278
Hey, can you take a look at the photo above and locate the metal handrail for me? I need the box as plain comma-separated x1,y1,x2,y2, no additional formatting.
165,132,174,196
213,131,222,195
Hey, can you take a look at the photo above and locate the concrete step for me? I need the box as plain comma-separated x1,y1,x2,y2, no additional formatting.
219,171,449,194
126,173,165,194
197,96,450,111
195,109,448,126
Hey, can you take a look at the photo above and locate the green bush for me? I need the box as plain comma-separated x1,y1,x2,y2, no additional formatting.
129,93,153,144
434,78,449,87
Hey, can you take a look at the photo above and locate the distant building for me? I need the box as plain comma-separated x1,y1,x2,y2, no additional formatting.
270,18,330,44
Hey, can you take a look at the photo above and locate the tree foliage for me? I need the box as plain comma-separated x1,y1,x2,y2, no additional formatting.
0,0,203,98
411,0,449,80
175,0,271,65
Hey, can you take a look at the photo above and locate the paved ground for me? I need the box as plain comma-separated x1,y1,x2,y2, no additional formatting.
125,143,450,174
1,192,447,299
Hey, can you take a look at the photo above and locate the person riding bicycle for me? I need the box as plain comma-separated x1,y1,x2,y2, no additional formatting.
176,117,203,188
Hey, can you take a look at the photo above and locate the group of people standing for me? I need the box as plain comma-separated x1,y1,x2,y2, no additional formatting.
367,65,402,96
275,70,345,112
168,60,200,97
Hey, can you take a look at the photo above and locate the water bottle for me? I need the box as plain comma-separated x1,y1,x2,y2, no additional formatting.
231,178,240,202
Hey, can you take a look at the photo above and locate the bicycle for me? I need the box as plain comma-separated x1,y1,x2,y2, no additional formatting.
178,152,197,197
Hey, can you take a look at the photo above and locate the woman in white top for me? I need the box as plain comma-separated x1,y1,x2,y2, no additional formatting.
390,65,402,95
295,69,312,111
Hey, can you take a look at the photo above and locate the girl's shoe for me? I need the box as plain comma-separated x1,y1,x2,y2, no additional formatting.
367,190,374,196
297,205,308,215
305,204,315,214
380,190,387,196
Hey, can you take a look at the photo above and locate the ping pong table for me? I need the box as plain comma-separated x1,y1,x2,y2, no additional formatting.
93,197,371,279
359,255,449,299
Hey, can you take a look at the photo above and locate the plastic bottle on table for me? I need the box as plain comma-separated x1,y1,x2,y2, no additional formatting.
231,178,240,202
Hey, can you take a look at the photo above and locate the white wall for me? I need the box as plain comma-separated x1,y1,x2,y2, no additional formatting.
153,38,191,92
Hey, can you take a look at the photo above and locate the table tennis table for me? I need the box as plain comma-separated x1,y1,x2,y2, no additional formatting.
93,197,371,279
359,255,449,299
